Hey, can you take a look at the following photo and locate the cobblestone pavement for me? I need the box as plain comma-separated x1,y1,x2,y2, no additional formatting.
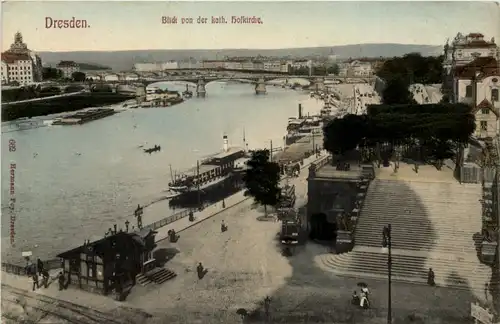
1,153,478,323
124,167,475,323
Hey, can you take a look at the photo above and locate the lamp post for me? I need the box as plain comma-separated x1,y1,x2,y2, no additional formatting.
387,223,392,324
270,140,273,162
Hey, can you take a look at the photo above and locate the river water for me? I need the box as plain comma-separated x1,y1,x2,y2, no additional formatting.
1,80,323,263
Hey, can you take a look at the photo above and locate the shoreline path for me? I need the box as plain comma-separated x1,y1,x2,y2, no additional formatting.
2,151,475,323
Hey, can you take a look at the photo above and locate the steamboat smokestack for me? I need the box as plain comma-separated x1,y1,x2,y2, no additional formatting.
298,104,302,119
223,135,229,152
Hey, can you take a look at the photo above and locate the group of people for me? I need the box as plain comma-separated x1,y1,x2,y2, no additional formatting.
29,259,49,291
26,258,67,291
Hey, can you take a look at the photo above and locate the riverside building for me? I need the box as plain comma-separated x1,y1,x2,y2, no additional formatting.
1,32,43,85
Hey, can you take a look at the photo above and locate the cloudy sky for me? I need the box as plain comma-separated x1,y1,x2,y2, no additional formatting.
2,1,499,51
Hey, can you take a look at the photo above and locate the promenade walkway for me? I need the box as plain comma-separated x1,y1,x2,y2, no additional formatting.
2,91,86,105
1,150,326,319
152,150,327,242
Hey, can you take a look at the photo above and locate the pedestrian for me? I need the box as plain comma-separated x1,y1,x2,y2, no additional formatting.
37,258,44,276
31,273,39,291
427,268,435,286
42,269,49,288
197,262,205,279
58,271,65,291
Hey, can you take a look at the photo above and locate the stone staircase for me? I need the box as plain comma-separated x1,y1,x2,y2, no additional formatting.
136,267,177,286
319,178,493,290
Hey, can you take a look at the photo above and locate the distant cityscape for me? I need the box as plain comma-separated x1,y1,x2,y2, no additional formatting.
1,31,499,88
0,32,387,86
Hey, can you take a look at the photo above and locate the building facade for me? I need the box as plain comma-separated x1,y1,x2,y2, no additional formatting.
263,61,282,72
1,52,36,85
337,59,375,78
350,60,373,77
56,61,80,78
1,60,9,84
202,60,226,69
161,61,179,70
56,229,158,296
133,61,179,72
443,33,499,97
224,60,243,70
178,61,202,69
453,57,500,139
1,32,43,84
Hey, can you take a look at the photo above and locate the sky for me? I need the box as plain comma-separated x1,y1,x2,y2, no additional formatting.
2,1,500,52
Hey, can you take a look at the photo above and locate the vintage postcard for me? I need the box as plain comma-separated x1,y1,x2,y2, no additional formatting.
1,1,500,323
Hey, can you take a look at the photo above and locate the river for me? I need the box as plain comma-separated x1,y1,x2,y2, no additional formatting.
1,80,323,264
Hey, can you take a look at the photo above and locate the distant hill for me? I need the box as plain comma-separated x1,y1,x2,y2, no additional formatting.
39,43,442,71
78,63,111,71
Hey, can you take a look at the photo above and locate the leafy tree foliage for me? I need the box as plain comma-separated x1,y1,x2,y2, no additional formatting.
72,71,86,82
313,66,328,76
377,53,444,84
243,149,281,216
327,64,340,75
289,66,309,75
381,77,417,105
323,103,476,168
42,67,63,80
288,65,338,76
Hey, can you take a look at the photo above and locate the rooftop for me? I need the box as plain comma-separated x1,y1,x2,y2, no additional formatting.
56,229,156,258
209,147,245,160
455,57,500,79
1,52,31,63
314,163,364,180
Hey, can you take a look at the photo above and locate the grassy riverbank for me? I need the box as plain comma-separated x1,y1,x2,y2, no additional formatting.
2,92,134,122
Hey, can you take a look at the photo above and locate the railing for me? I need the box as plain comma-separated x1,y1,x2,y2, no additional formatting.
142,209,191,231
2,258,62,276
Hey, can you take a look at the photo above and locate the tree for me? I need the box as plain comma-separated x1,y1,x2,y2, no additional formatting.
323,103,475,170
377,53,444,84
42,67,62,80
381,77,416,105
327,64,340,75
72,71,86,82
289,66,309,75
243,149,281,217
312,66,327,76
323,115,367,157
427,139,455,170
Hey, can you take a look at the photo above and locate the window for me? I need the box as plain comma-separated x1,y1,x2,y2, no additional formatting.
480,121,488,131
492,89,499,102
465,85,473,97
482,108,490,114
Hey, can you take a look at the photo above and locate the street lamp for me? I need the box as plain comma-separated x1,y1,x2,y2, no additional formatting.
387,223,392,324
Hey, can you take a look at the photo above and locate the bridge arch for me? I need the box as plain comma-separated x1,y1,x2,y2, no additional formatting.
267,77,312,85
86,74,102,81
103,73,120,81
123,73,140,81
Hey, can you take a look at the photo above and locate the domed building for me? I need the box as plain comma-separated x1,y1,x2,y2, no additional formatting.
1,32,43,85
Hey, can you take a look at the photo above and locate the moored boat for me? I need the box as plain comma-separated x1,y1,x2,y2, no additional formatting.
168,135,246,194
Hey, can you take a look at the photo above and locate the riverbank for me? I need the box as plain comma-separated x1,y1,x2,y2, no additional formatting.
1,92,135,122
1,84,321,265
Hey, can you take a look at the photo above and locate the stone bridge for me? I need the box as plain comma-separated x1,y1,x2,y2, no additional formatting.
85,71,373,86
137,76,372,87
